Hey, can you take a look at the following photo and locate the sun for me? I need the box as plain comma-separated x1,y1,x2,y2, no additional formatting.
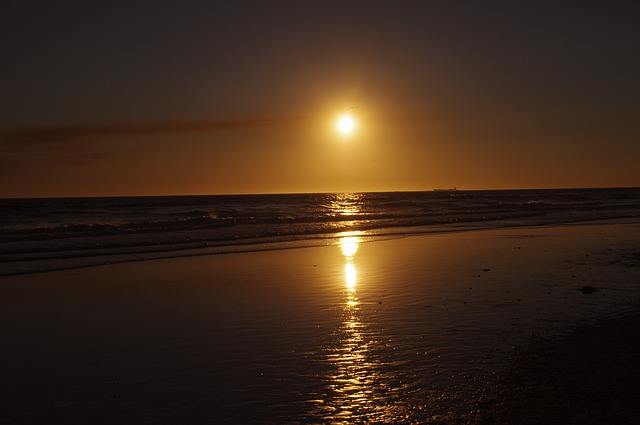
336,113,356,136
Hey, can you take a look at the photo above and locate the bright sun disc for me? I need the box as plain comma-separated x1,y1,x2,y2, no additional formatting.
336,113,356,136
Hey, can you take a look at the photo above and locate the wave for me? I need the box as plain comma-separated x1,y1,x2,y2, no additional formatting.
1,188,639,275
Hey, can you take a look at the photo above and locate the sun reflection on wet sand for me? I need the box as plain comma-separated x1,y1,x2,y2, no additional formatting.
311,230,401,422
340,231,362,298
344,262,357,294
339,231,362,259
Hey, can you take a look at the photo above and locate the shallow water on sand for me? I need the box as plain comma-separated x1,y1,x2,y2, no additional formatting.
1,222,639,423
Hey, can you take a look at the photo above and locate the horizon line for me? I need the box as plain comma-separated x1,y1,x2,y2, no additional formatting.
1,185,638,200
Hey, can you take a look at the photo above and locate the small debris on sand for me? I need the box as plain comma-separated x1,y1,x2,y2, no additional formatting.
579,285,597,294
483,268,491,272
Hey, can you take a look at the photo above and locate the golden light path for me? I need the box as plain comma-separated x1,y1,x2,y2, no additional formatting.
312,195,402,421
318,230,379,421
339,230,362,292
311,194,405,421
329,193,361,217
340,235,360,258
344,262,357,293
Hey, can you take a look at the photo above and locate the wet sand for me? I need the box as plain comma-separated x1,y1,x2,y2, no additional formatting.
1,220,639,423
475,306,640,425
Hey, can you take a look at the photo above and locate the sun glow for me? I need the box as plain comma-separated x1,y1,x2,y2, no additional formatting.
336,113,356,136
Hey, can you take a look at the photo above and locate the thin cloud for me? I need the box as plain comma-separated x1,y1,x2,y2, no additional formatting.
0,116,298,144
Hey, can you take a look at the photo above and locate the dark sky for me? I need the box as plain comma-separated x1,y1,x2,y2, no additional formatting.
1,1,639,196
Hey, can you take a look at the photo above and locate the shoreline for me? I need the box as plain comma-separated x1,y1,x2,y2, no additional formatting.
2,216,639,277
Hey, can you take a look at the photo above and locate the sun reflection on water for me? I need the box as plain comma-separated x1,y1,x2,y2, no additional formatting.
329,193,363,217
310,230,391,422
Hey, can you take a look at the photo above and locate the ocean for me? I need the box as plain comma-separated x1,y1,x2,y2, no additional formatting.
1,188,639,275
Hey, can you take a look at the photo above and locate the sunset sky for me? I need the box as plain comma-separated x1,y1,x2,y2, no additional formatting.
1,1,638,197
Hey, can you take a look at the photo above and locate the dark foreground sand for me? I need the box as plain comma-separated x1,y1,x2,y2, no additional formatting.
472,306,640,425
467,248,640,425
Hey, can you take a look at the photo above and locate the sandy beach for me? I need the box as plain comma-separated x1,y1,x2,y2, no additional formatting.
1,220,639,424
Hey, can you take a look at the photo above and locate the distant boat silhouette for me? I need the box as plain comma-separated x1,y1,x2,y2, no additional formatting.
433,187,458,192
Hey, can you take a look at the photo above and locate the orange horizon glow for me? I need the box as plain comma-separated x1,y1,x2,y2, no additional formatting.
1,103,638,197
